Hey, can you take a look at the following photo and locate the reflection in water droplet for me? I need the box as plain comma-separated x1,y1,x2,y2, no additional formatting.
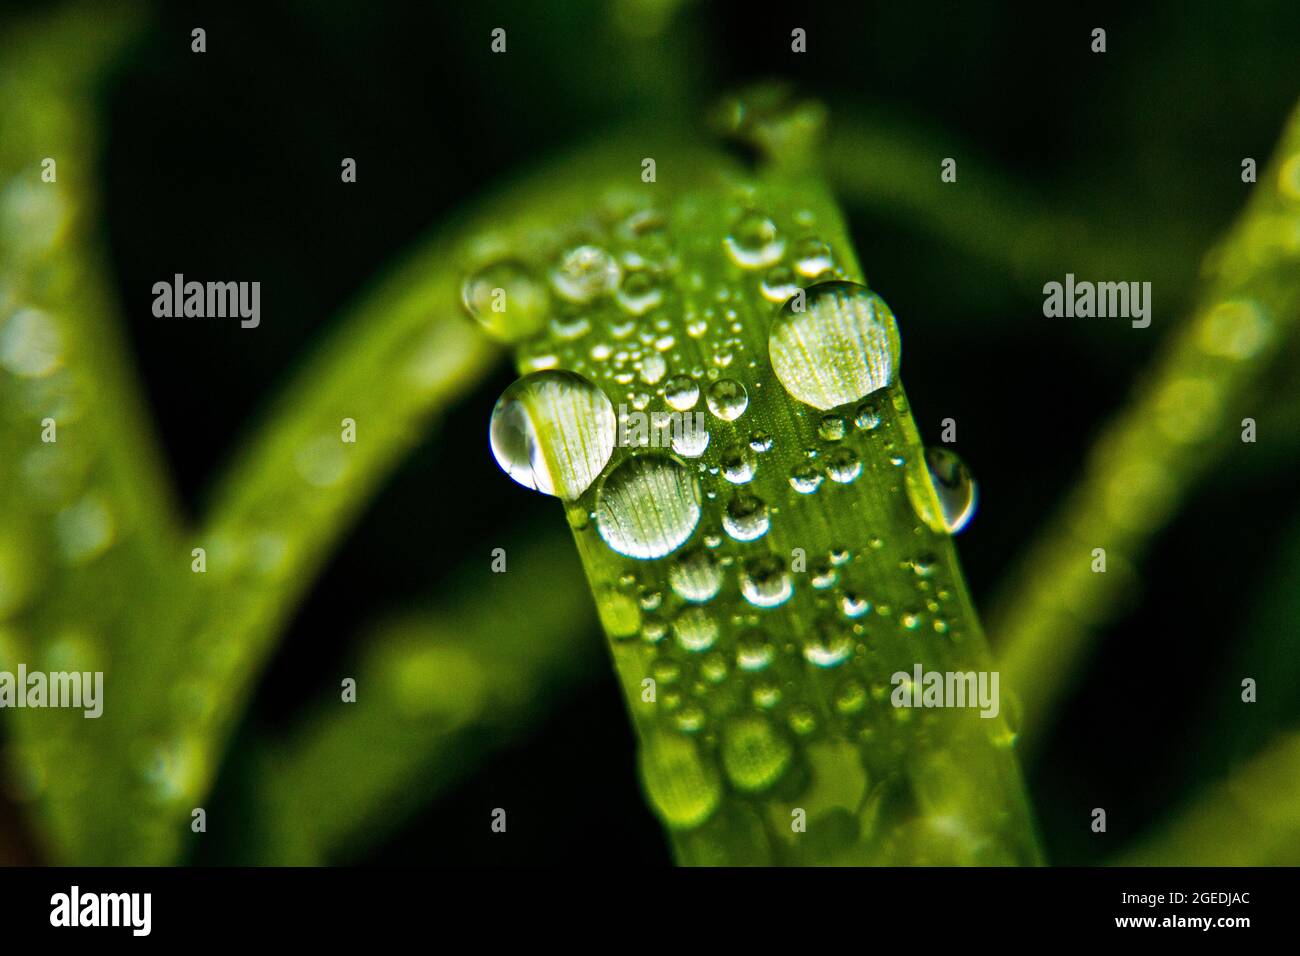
907,447,978,534
724,212,785,269
596,454,701,559
706,378,748,421
720,446,756,484
460,260,549,342
768,281,900,411
489,370,616,499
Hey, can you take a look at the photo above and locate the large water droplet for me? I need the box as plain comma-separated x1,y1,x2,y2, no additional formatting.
664,375,700,411
460,260,549,342
906,446,978,534
673,606,719,652
801,617,854,667
489,370,616,499
640,732,721,829
595,454,701,559
768,281,900,411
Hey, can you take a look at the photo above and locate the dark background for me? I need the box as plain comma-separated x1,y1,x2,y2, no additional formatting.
46,0,1300,863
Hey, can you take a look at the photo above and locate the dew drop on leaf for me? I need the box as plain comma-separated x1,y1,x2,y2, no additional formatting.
906,446,978,534
768,281,901,411
489,370,616,499
595,453,701,559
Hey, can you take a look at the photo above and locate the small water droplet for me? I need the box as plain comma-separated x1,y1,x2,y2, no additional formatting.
817,415,846,441
674,606,719,652
489,370,616,499
706,378,749,421
739,554,794,608
792,237,833,278
668,548,724,603
617,270,664,316
596,453,702,559
802,617,854,667
460,260,549,342
722,716,792,792
749,430,773,453
664,375,700,411
0,308,63,378
760,266,800,303
768,281,901,411
825,447,862,483
906,447,978,534
724,212,785,269
723,492,770,541
720,446,757,484
789,465,822,494
551,245,621,303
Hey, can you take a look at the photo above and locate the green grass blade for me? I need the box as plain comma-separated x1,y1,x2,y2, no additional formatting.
482,143,1042,864
239,528,595,864
991,97,1300,753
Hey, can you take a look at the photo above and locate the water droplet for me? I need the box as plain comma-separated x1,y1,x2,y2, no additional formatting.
723,492,770,541
740,554,793,608
854,403,881,430
749,430,773,452
460,260,549,342
768,281,901,411
669,548,724,603
670,422,711,458
760,266,800,303
489,370,616,499
802,617,854,667
724,212,785,269
550,245,621,304
788,465,822,494
54,494,115,566
616,270,664,316
817,415,846,441
720,446,756,484
706,378,748,421
736,633,774,671
1,308,63,378
839,591,871,618
595,454,701,559
793,237,833,278
906,447,978,534
664,375,700,411
825,447,862,483
722,716,792,792
674,606,719,652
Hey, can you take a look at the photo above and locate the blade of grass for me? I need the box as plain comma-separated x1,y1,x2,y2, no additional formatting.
235,527,596,865
1116,731,1300,866
482,132,1042,864
989,97,1300,755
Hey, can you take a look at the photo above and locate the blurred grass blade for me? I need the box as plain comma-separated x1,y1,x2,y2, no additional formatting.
991,97,1300,754
0,4,187,863
239,529,595,864
1117,731,1300,866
